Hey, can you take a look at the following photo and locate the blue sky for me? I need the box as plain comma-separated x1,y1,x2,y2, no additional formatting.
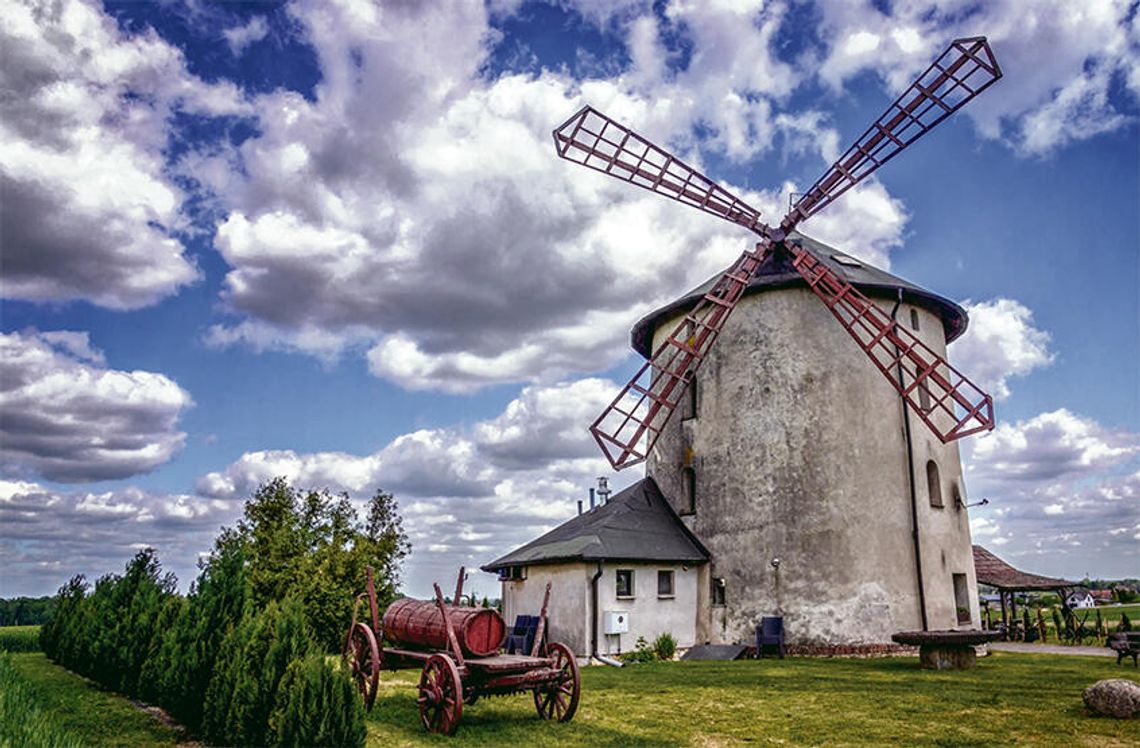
1,0,1137,600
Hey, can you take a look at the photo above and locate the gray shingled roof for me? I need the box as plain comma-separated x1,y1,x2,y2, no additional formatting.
630,232,969,358
481,477,710,570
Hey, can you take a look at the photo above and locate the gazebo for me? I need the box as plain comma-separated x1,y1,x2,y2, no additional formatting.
972,545,1080,638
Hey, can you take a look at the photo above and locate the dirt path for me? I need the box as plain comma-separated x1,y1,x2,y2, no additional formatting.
989,641,1115,657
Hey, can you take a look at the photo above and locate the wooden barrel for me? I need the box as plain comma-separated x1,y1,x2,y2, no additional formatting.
381,598,506,657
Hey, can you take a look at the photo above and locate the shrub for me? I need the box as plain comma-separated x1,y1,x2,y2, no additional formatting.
653,632,677,660
268,655,367,748
620,636,657,663
0,626,41,652
1051,608,1063,639
1119,613,1133,632
203,598,316,746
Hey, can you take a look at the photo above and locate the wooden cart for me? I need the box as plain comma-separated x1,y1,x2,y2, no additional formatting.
344,568,580,735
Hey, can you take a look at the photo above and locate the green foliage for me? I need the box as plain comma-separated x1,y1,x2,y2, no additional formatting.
202,598,316,746
0,597,56,626
0,653,85,748
653,632,677,660
35,477,407,746
619,636,657,663
268,654,366,748
235,478,410,652
1119,612,1133,632
1051,607,1063,638
0,625,41,652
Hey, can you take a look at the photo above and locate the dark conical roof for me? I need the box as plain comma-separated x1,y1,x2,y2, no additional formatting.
630,232,969,358
481,477,710,570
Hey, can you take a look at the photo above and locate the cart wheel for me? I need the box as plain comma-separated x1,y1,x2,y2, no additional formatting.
534,641,580,723
418,653,463,735
344,622,381,711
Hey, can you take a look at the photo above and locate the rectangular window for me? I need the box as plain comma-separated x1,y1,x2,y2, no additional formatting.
711,577,726,606
682,467,696,515
616,569,634,598
497,566,525,581
657,570,675,598
953,573,971,625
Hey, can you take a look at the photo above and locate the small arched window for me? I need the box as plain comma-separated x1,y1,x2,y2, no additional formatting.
682,467,696,515
926,460,943,508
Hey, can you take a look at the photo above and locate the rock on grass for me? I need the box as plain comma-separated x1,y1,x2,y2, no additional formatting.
1082,678,1140,719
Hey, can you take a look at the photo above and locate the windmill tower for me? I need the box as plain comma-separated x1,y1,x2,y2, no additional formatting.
554,38,1002,645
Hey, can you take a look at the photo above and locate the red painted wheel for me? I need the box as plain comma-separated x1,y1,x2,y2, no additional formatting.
418,654,463,735
534,642,580,723
344,622,381,711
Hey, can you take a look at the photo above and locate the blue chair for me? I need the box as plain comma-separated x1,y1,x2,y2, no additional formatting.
756,616,785,659
504,615,539,654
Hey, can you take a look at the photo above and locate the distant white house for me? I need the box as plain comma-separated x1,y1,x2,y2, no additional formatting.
1066,590,1095,609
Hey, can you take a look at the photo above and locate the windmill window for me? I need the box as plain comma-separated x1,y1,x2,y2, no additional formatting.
831,254,862,268
497,566,526,582
657,570,675,598
926,460,943,508
953,573,971,625
681,372,698,420
910,308,920,331
616,569,634,598
682,467,697,515
711,577,726,606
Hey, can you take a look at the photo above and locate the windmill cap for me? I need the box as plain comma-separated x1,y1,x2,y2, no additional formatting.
629,232,969,359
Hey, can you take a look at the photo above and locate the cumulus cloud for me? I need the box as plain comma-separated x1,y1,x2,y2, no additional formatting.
813,0,1139,156
184,0,915,392
964,409,1140,577
950,298,1054,400
196,378,634,594
0,479,235,597
0,330,193,482
0,0,248,309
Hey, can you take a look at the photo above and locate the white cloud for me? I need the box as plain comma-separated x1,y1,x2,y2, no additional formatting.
0,330,193,482
0,480,235,597
813,0,1139,156
951,298,1054,400
0,0,248,309
223,15,268,56
964,409,1140,577
196,378,635,595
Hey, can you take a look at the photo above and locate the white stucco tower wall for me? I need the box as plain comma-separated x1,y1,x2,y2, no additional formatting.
644,259,980,646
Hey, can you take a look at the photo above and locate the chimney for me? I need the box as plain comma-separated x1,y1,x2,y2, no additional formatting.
577,499,583,515
589,488,596,510
597,476,611,504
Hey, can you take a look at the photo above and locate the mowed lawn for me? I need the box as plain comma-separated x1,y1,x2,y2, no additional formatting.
366,652,1140,747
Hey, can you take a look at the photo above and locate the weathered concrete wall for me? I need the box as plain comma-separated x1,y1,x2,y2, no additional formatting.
647,286,979,645
594,562,700,656
500,562,590,656
501,561,701,657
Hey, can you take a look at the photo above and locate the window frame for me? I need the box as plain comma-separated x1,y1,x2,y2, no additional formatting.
681,466,696,516
657,569,675,599
926,459,943,508
615,569,634,599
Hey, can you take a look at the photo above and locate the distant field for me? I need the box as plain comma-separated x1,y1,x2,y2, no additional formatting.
365,652,1139,746
0,625,41,652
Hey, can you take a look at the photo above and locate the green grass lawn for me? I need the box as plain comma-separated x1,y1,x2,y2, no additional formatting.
366,653,1140,747
2,652,181,747
0,624,41,652
4,648,1138,746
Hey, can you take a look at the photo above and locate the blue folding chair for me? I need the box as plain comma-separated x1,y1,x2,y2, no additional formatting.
756,616,785,659
504,615,539,654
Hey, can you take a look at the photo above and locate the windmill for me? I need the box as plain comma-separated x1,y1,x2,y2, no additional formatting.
554,37,1002,471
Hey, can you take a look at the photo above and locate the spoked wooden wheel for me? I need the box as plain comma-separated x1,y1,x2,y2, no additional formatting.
344,622,381,711
418,653,463,735
534,642,580,723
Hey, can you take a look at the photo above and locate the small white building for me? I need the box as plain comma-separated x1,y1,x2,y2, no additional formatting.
1066,590,1096,609
482,478,709,658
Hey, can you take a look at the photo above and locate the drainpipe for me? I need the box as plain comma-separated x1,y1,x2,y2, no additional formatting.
892,290,928,631
590,560,604,659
